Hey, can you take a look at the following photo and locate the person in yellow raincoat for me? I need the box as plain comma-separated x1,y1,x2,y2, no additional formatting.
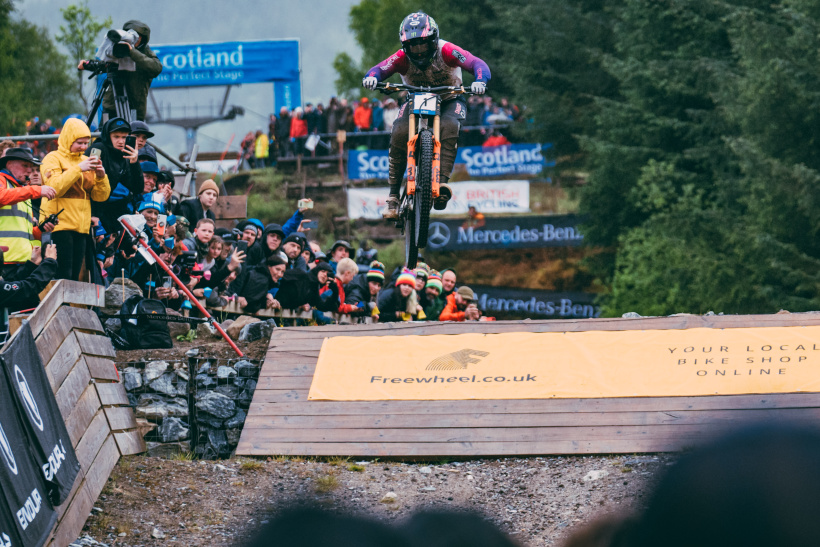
40,118,111,282
254,130,269,169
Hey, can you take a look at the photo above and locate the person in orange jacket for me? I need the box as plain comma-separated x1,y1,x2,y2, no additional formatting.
354,97,373,132
439,285,481,321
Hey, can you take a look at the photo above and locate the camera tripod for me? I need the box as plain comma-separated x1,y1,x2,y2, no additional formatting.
86,64,134,124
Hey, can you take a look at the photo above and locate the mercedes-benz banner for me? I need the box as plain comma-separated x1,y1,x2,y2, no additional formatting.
418,214,585,252
1,323,80,506
471,285,601,319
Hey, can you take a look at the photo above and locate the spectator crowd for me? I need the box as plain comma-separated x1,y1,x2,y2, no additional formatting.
240,92,521,168
0,116,491,334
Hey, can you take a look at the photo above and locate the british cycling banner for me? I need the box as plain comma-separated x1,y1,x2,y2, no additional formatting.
1,322,80,506
0,361,57,547
348,143,552,180
347,181,530,219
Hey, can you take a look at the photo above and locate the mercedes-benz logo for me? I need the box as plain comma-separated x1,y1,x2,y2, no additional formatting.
427,222,451,249
15,365,44,432
0,421,17,475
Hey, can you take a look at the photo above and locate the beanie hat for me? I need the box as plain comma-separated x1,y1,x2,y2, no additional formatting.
282,233,305,251
137,199,164,213
426,271,443,293
140,161,159,174
366,260,385,284
198,179,219,196
396,268,416,288
413,267,428,280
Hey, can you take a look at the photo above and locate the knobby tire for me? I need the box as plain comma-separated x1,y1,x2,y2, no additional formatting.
415,130,434,249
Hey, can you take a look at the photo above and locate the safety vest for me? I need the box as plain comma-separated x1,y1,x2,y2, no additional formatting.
0,172,39,264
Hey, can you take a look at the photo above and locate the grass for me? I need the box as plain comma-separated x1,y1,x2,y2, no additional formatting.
347,464,366,472
314,473,340,493
239,459,264,472
170,451,195,462
327,456,350,467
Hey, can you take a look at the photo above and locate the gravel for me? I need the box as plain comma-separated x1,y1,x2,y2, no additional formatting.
77,453,675,546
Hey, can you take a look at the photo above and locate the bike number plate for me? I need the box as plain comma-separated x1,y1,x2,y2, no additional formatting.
412,93,438,116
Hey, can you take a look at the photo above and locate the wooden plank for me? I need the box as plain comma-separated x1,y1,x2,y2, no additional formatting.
247,393,820,414
103,406,138,431
65,386,102,447
50,476,93,547
64,306,104,332
114,430,147,456
256,376,313,390
235,438,700,457
95,382,129,406
74,331,116,358
54,359,91,419
84,356,119,382
23,279,65,340
54,467,85,520
43,332,82,393
74,412,110,473
83,435,119,507
60,280,105,307
243,407,820,429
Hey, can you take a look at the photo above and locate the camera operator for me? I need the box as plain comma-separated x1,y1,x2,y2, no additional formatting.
0,148,58,277
79,20,162,121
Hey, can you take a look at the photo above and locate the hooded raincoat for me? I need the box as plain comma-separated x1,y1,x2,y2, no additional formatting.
40,119,110,234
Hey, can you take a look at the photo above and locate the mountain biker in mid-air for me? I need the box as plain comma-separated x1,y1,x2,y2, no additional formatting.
362,11,491,220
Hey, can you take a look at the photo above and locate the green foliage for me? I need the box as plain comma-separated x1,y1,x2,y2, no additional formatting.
56,1,112,109
0,1,79,133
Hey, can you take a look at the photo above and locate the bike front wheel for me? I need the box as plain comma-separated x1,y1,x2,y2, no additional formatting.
414,129,434,248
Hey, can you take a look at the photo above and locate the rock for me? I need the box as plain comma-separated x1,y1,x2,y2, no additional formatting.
136,418,157,438
238,380,257,408
621,312,642,318
215,385,242,399
127,393,138,407
207,429,229,455
145,441,191,458
582,470,609,482
151,527,165,539
419,466,432,474
185,348,200,358
144,360,170,383
168,319,190,338
123,367,142,392
221,319,234,330
137,393,166,405
217,365,237,379
158,417,189,442
381,492,398,503
176,380,188,397
225,408,246,429
149,373,178,396
239,319,275,342
226,315,261,340
226,428,242,445
197,362,212,375
234,360,259,378
104,318,121,332
195,391,236,419
196,412,225,429
196,374,217,388
175,367,190,381
421,486,436,492
105,278,143,310
136,398,188,421
196,321,218,339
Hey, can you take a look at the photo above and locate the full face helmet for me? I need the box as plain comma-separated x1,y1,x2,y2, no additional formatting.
399,12,439,70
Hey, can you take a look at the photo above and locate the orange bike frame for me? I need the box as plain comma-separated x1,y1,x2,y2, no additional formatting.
406,112,442,198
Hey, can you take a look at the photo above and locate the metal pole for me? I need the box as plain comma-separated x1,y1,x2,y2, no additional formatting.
120,217,244,357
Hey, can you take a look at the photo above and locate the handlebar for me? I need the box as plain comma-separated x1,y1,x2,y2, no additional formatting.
375,82,476,96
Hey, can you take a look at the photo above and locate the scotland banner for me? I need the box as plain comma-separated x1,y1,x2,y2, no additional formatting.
348,143,552,180
0,365,56,547
1,323,80,506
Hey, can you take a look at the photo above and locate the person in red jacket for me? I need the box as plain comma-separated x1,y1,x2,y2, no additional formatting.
353,98,372,132
289,107,308,156
333,257,361,314
439,285,481,321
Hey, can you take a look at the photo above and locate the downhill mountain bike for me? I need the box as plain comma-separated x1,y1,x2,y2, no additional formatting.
377,82,476,268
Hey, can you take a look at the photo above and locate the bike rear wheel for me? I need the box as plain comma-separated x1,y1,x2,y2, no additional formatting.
415,129,434,248
404,195,418,269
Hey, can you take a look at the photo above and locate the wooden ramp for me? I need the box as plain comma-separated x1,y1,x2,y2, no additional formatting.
237,314,820,457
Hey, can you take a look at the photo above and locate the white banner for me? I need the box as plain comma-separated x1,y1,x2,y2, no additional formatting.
347,180,530,220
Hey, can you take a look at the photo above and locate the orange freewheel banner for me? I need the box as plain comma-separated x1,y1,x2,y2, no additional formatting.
307,327,820,401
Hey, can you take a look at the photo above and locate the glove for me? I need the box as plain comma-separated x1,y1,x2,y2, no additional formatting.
471,81,486,95
362,76,378,90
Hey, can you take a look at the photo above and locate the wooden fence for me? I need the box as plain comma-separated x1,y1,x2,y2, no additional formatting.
5,280,144,547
